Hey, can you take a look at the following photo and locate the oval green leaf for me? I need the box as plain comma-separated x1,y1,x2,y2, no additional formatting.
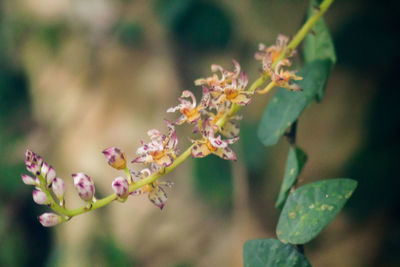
277,179,357,244
276,147,308,209
243,238,311,267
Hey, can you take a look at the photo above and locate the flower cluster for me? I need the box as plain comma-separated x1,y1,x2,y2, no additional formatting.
21,34,304,227
255,34,303,91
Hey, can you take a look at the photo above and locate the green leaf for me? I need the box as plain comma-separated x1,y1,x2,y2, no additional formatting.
243,238,311,267
277,179,357,244
276,147,308,209
257,60,331,146
193,155,233,210
303,0,336,101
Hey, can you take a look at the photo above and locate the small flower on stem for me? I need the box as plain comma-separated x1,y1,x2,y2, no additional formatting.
131,169,173,210
72,173,95,202
132,120,179,168
167,87,210,125
255,34,294,73
32,189,49,205
191,118,238,161
195,60,252,107
38,213,62,227
52,177,66,200
112,177,129,198
102,147,127,170
271,59,303,91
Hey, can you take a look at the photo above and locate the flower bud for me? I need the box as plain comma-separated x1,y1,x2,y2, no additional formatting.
32,189,49,205
25,149,43,168
72,172,95,202
52,177,65,199
41,162,49,176
46,166,56,185
38,213,62,227
102,147,127,170
112,177,129,198
21,174,38,185
26,163,41,176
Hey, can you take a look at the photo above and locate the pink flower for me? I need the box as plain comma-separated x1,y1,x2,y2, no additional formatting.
38,213,62,227
191,118,238,161
167,87,210,125
102,147,127,170
112,177,129,198
72,173,95,202
132,120,179,168
130,169,173,210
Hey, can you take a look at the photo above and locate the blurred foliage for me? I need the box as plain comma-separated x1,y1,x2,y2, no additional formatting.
193,155,233,211
88,234,136,267
37,22,67,52
154,0,233,51
114,21,144,48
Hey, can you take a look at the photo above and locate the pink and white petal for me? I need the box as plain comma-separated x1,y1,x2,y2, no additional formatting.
173,114,188,125
192,123,200,133
147,129,163,139
166,129,178,150
199,86,211,108
131,154,153,164
238,71,249,89
225,136,240,145
213,147,237,161
209,135,228,149
231,92,252,106
181,90,197,108
191,143,211,158
167,104,183,113
194,78,207,86
232,59,241,76
148,186,168,210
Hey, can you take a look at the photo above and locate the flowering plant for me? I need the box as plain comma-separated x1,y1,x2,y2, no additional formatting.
20,0,357,265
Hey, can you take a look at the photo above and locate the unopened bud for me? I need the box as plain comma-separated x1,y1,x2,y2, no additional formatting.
46,167,56,185
21,174,38,185
25,149,43,168
26,163,41,176
41,162,49,176
72,172,95,202
52,177,65,199
102,147,127,170
32,189,49,205
112,177,129,198
148,186,168,210
38,213,62,227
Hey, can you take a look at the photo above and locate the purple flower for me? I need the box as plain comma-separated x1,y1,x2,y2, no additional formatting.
21,174,38,185
102,147,127,170
72,172,95,202
38,213,62,227
132,120,179,168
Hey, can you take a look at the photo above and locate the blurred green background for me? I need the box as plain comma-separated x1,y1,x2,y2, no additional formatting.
1,0,399,266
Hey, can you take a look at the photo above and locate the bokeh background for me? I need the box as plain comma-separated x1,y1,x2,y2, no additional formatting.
1,0,399,266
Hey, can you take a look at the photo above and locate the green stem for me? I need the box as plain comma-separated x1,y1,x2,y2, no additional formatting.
273,0,334,67
51,0,334,219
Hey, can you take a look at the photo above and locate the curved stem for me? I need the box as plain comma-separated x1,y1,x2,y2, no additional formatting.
52,0,335,220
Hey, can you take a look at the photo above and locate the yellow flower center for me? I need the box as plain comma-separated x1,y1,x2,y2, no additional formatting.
181,107,199,121
206,140,217,152
150,151,165,161
224,88,239,100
